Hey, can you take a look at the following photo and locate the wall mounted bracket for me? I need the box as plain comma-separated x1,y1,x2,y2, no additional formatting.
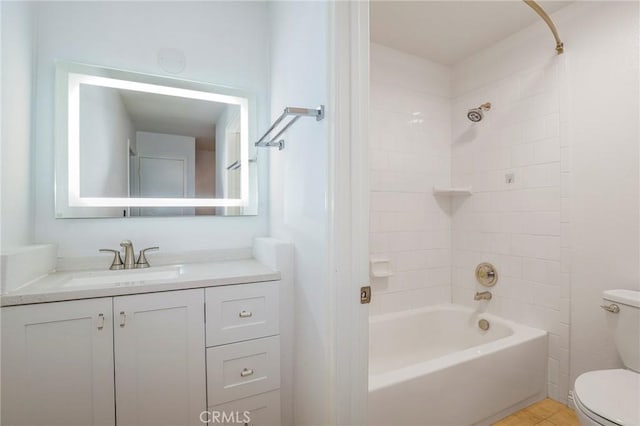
255,106,325,150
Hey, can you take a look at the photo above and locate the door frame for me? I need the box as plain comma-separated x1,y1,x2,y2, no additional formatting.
327,1,370,424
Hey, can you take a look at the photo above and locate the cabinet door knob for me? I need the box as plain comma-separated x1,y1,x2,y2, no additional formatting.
119,311,126,327
239,310,253,318
240,368,254,377
97,313,105,330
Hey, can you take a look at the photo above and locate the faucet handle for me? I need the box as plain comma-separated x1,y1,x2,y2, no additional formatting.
135,247,159,269
99,249,124,270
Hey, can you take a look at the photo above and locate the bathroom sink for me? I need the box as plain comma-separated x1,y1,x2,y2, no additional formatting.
62,265,183,288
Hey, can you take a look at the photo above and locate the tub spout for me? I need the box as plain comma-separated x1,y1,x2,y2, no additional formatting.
474,291,492,301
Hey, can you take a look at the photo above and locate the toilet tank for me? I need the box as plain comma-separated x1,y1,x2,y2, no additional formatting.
603,290,640,372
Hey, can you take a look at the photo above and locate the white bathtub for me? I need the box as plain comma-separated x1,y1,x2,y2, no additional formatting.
369,304,547,426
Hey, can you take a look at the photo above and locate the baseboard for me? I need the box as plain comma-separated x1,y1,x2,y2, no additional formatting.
567,390,576,410
473,392,547,426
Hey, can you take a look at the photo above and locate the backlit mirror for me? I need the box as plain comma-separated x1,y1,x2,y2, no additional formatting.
55,62,258,218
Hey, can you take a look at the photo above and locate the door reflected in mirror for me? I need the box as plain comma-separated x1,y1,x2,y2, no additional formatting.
79,85,240,216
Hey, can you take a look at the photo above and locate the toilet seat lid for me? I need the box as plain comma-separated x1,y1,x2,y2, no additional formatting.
574,369,640,425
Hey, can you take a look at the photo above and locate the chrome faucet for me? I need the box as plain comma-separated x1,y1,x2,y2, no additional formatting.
474,291,492,301
120,240,135,269
100,241,160,270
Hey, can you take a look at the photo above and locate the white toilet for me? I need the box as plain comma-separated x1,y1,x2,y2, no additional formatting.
573,290,640,426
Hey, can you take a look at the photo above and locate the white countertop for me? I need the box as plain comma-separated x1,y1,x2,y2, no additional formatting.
1,258,280,307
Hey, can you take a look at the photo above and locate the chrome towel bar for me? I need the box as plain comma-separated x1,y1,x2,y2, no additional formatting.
226,160,241,171
226,157,256,171
255,105,325,150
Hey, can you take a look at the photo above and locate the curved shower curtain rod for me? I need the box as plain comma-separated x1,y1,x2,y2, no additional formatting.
523,0,564,54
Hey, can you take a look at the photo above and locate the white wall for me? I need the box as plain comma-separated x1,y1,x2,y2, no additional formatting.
215,106,240,200
267,2,329,425
369,44,452,314
79,85,132,201
562,1,639,385
1,1,35,251
31,2,270,256
450,0,639,402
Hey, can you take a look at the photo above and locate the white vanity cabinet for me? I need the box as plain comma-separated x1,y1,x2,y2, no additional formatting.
1,279,281,426
1,289,206,426
1,298,116,426
204,281,281,425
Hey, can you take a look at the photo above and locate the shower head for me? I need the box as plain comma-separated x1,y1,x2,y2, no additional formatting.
467,102,492,122
467,108,484,122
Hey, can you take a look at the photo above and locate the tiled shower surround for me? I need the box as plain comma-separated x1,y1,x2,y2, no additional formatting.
451,59,570,403
369,43,570,402
369,44,452,313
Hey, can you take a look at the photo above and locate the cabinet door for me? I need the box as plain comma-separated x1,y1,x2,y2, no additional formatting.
114,289,206,426
1,298,115,426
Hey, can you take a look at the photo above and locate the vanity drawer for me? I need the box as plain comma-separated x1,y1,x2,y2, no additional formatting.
207,390,280,426
205,282,279,347
206,336,280,406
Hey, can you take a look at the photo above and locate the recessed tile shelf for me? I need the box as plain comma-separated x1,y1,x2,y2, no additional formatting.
432,186,473,196
369,257,394,278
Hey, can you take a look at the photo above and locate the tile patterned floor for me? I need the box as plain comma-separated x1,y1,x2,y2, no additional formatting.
492,398,581,426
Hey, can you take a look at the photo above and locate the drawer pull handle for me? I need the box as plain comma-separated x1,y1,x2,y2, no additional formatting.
97,313,105,330
119,311,126,327
239,310,253,318
240,368,254,377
